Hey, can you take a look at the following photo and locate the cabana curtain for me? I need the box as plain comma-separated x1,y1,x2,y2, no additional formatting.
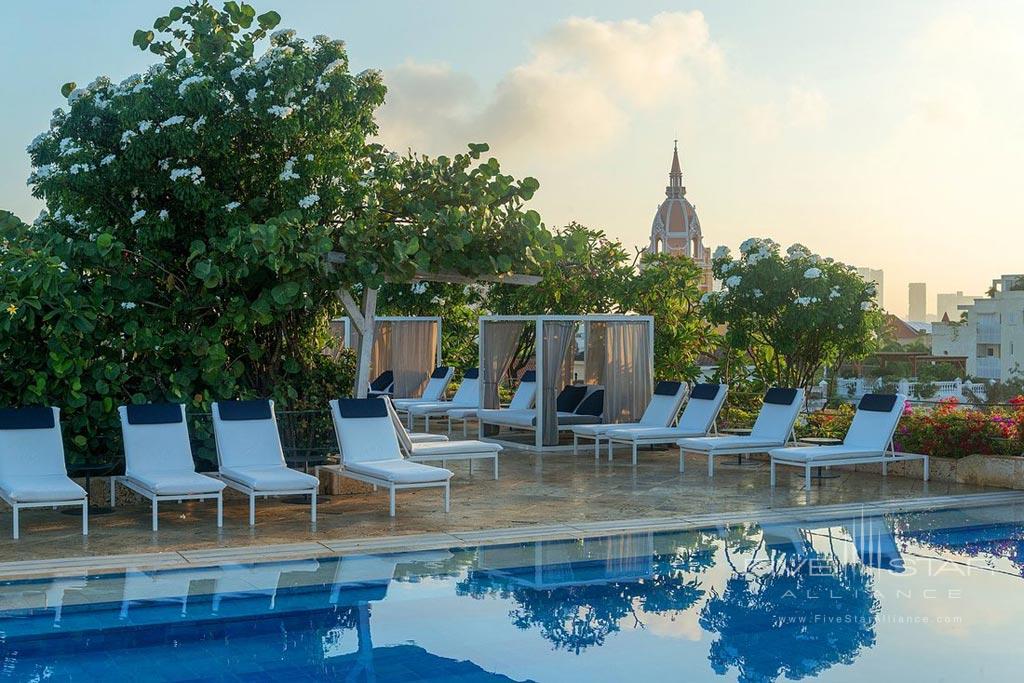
541,321,578,445
382,320,439,397
586,320,653,423
481,321,526,410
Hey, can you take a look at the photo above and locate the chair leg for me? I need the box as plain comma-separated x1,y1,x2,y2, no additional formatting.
249,494,256,526
573,434,578,455
425,416,431,431
13,505,19,540
152,499,159,532
679,448,685,473
632,443,638,466
607,440,614,462
110,476,116,508
444,481,450,513
82,501,88,536
770,459,776,487
923,457,930,481
311,489,317,524
805,465,812,491
708,453,715,477
594,438,601,461
389,486,396,517
493,455,499,480
216,494,223,528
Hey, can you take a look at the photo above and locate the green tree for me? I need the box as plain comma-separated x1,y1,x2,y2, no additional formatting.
623,252,719,382
704,239,880,389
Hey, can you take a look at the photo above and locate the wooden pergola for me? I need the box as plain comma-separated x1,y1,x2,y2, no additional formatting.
850,351,968,376
326,252,540,397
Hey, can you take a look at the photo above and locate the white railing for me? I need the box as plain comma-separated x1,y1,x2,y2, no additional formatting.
977,325,1001,344
835,377,988,402
975,357,1001,380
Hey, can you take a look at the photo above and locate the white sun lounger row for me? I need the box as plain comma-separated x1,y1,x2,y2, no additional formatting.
0,395,502,538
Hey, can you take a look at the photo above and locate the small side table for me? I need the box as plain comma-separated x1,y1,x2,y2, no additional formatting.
64,462,119,515
796,437,843,479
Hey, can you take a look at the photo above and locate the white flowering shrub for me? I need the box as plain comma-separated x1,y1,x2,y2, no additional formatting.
5,2,550,458
706,238,880,388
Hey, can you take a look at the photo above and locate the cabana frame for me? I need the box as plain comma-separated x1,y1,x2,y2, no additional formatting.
332,316,443,366
478,314,655,452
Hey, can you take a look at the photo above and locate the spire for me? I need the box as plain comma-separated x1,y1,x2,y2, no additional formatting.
670,139,682,176
666,139,684,197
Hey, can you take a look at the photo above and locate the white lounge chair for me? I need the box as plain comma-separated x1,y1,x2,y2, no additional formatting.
572,380,688,459
327,398,453,516
384,397,502,479
402,369,480,429
0,407,88,539
448,370,537,437
211,399,320,525
769,393,925,490
390,366,454,410
366,370,395,398
677,387,805,476
113,403,226,531
478,384,604,433
604,383,729,467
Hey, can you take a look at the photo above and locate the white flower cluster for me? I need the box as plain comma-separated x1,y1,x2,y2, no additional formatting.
158,209,169,220
58,137,82,157
120,302,137,310
230,65,246,82
192,115,206,132
130,209,146,224
786,244,811,260
178,74,209,96
246,88,257,103
160,115,186,128
725,275,742,289
28,163,59,183
860,301,873,311
298,193,319,209
267,105,294,119
829,287,841,299
224,201,241,212
803,267,822,279
120,130,136,147
270,28,297,43
795,296,820,306
169,166,204,185
712,245,730,260
68,163,94,175
753,288,764,298
26,131,51,153
137,120,153,133
411,282,427,295
279,157,299,181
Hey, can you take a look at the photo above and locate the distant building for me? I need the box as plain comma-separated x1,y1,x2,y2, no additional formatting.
931,274,1024,381
908,282,927,321
936,291,978,323
646,141,713,291
855,267,884,307
884,314,931,347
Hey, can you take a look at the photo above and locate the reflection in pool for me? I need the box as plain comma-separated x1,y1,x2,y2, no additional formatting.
1,503,1022,681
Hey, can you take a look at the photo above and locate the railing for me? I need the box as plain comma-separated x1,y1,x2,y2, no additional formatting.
835,377,988,402
975,357,1001,380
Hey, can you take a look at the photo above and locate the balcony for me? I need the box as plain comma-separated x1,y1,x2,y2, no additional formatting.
976,325,1001,344
975,356,1001,379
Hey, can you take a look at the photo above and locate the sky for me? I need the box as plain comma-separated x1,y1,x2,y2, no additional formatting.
2,1,1023,317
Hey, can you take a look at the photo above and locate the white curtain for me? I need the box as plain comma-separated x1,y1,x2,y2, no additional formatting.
541,321,577,445
587,321,653,423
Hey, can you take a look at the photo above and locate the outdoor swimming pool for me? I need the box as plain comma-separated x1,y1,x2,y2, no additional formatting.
1,502,1022,682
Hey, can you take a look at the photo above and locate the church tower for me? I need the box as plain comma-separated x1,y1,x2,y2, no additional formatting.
647,142,713,291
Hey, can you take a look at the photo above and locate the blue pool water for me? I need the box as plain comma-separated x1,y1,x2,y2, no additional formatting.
2,503,1024,682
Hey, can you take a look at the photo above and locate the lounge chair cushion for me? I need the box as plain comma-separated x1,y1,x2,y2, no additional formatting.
127,471,225,496
345,459,453,484
689,383,721,400
574,390,604,417
410,440,501,457
677,435,786,453
0,407,56,430
446,408,478,420
654,381,683,396
369,371,394,392
764,387,799,405
574,422,645,437
603,425,707,442
219,466,319,492
408,433,449,443
556,385,588,412
768,445,879,462
0,475,86,503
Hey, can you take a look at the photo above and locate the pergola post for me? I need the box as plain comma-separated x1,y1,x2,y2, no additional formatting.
535,318,544,451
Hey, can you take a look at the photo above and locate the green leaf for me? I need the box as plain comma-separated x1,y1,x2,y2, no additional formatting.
257,10,281,29
168,6,184,21
60,82,77,98
132,29,155,50
271,281,300,305
404,236,420,256
96,233,114,253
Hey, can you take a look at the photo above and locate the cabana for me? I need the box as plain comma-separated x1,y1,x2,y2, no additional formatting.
477,315,654,452
330,316,442,398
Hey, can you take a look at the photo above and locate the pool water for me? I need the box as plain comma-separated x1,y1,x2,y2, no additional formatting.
2,503,1023,682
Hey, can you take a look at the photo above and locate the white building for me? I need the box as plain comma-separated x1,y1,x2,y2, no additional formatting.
936,291,978,323
908,282,927,321
855,267,884,308
931,274,1024,381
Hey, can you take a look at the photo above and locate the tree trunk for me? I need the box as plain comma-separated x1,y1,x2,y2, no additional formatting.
337,285,378,398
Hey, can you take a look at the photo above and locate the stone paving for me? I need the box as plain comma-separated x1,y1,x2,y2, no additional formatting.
0,443,1002,572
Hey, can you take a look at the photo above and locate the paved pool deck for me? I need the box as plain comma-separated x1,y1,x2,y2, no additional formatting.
0,444,1017,579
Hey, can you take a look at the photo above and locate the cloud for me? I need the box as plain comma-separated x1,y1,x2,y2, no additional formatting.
376,11,727,159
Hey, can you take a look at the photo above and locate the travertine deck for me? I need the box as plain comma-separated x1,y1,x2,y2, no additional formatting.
0,445,1008,576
